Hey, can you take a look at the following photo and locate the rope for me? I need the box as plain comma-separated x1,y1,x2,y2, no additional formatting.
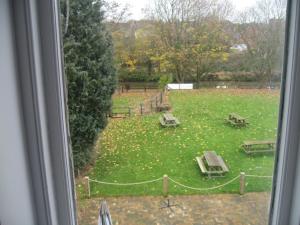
88,177,163,186
245,175,273,178
168,175,240,191
87,173,272,190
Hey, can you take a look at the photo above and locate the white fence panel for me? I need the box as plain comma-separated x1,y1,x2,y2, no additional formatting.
167,83,193,90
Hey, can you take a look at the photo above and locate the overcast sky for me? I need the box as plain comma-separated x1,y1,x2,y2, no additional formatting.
114,0,258,20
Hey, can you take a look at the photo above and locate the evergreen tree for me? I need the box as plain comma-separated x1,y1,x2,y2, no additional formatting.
62,0,116,171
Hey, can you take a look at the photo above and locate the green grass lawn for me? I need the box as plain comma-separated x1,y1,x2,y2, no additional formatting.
84,89,279,197
112,94,144,108
111,93,144,116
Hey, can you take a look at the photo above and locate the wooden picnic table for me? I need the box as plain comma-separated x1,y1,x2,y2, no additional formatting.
159,113,180,127
164,113,176,122
242,140,275,154
196,151,229,178
229,113,245,121
204,151,222,167
226,113,248,127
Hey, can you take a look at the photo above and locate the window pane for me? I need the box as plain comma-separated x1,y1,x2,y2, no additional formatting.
60,0,287,224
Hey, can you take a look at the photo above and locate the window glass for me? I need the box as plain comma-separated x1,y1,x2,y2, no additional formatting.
60,0,287,224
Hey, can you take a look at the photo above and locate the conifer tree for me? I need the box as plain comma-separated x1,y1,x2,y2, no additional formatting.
61,0,116,171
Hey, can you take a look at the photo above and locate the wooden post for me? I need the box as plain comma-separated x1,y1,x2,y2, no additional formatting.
239,172,245,195
163,175,169,197
109,108,112,118
150,100,153,112
85,176,91,198
140,103,143,115
155,96,158,108
160,92,163,104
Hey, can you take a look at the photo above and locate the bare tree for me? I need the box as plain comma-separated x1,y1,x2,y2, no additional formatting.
103,1,132,23
237,0,286,83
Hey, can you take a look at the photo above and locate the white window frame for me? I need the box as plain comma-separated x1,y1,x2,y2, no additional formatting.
10,0,300,224
269,0,300,224
12,0,76,224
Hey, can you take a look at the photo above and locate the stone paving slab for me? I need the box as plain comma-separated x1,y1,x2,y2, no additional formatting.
78,192,270,225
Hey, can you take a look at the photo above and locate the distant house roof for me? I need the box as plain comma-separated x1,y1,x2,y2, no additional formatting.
230,44,247,52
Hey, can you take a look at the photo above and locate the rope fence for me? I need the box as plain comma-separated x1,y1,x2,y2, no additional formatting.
245,174,273,178
168,175,240,191
88,177,163,186
84,172,273,198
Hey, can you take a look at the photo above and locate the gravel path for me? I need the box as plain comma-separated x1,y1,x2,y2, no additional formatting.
78,192,270,225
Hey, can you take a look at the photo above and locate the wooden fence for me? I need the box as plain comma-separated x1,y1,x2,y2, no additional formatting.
139,92,165,115
109,91,166,118
116,81,281,92
117,82,159,93
109,106,132,118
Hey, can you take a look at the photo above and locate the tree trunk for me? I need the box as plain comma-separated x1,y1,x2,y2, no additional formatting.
175,64,182,83
196,64,200,86
147,61,152,77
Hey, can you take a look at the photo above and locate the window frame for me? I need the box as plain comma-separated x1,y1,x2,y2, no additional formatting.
269,0,300,224
12,0,300,224
12,0,76,224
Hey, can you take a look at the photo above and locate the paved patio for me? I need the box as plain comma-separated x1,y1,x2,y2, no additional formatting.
77,192,270,225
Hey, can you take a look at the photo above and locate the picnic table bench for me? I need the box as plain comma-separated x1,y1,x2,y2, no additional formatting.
241,140,276,154
225,113,249,127
196,151,229,178
159,113,180,127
